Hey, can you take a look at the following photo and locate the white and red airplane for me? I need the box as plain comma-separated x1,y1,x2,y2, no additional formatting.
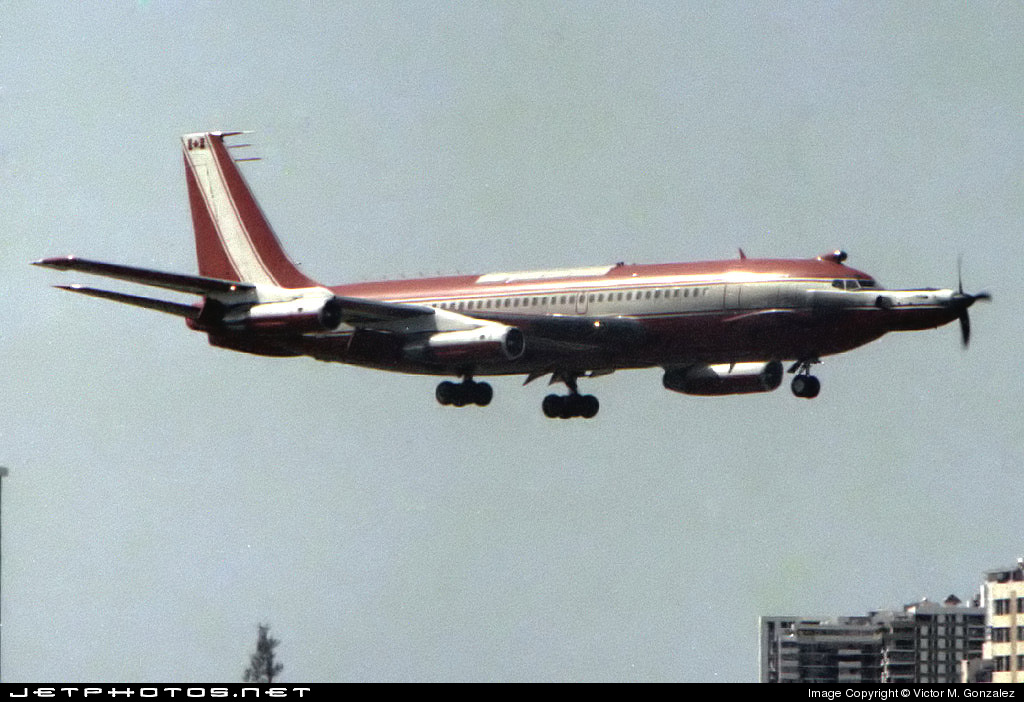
36,131,988,419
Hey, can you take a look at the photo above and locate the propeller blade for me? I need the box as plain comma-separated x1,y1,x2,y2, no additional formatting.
951,260,990,348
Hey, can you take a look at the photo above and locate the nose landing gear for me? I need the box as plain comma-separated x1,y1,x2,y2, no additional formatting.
789,360,821,399
790,374,821,399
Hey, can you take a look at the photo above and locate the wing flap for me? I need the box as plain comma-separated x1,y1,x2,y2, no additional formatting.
34,256,253,295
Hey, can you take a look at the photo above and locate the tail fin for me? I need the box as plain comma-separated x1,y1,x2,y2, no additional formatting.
182,131,319,288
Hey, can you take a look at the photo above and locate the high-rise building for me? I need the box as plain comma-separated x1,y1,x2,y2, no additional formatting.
760,596,985,683
759,615,882,683
980,559,1024,684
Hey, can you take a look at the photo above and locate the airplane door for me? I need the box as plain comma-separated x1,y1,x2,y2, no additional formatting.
575,291,589,315
724,284,741,310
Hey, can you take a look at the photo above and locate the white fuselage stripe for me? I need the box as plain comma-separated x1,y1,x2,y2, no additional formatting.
186,144,278,286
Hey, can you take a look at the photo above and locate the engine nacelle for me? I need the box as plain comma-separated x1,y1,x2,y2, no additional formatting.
225,296,344,334
663,361,783,396
407,325,525,364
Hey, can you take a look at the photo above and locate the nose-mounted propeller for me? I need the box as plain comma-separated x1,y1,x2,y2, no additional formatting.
952,260,991,348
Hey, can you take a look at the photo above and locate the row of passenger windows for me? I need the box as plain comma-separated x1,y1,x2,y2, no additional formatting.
429,287,714,312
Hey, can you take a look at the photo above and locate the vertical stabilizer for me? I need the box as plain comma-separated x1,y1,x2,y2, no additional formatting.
182,132,318,288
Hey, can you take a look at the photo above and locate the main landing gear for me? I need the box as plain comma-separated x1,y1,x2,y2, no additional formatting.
436,377,493,407
789,360,821,399
542,392,599,419
541,373,599,419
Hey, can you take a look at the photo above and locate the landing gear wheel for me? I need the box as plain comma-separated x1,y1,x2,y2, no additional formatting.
473,382,493,407
542,393,599,419
791,374,821,399
436,381,457,406
542,394,565,418
436,379,493,407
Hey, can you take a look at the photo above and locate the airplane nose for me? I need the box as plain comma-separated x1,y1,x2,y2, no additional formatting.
951,290,992,309
946,290,992,348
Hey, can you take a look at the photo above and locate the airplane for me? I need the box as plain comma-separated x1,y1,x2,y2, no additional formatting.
35,131,989,419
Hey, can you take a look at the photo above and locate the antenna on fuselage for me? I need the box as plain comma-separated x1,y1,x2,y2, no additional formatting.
817,250,848,264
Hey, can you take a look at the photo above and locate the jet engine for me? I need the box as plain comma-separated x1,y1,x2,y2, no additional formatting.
223,296,344,334
407,325,526,364
663,361,783,396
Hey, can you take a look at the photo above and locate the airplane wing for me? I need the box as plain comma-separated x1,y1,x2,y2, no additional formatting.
517,314,647,348
330,295,435,324
33,256,253,295
723,308,814,324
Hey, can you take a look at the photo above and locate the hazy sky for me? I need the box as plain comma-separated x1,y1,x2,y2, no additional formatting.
2,1,1022,682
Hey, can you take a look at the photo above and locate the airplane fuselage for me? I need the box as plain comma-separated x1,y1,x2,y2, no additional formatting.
201,253,962,378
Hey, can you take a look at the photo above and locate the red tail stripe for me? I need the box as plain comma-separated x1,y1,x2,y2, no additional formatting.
204,135,318,289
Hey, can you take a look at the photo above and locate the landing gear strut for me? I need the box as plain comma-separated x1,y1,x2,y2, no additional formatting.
541,373,599,419
436,377,493,407
789,360,821,399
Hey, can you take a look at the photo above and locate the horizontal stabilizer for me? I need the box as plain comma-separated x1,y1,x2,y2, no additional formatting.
55,285,201,319
333,295,435,324
34,256,254,295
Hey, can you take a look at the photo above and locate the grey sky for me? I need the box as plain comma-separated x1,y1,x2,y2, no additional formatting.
1,1,1021,682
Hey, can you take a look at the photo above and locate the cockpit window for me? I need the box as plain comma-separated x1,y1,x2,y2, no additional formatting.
833,278,877,290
